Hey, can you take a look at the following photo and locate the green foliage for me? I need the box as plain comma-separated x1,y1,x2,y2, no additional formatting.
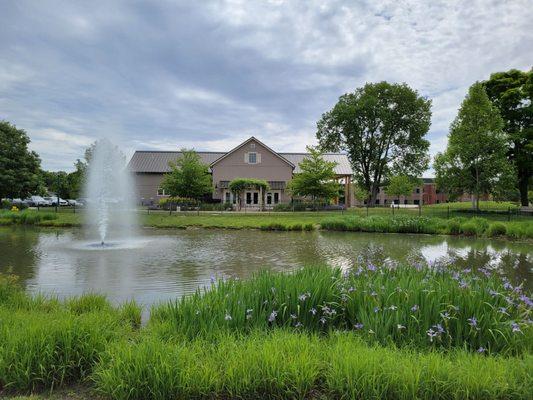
487,222,507,237
150,266,531,354
94,331,533,400
0,121,43,200
317,81,432,204
483,68,533,206
286,146,340,202
0,210,57,225
161,149,212,200
385,175,419,201
259,222,315,231
435,83,515,209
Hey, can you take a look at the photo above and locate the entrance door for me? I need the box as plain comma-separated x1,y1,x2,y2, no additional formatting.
245,191,259,205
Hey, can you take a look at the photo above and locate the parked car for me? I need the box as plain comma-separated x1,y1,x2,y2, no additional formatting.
11,198,29,205
27,196,52,207
44,197,69,206
67,199,84,206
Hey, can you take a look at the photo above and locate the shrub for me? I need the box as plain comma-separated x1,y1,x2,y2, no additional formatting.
446,218,462,235
487,222,507,237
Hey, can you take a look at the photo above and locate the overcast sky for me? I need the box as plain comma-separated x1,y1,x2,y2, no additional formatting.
1,1,531,172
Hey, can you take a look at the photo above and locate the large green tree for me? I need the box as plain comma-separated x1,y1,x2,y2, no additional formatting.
161,149,212,200
316,82,431,205
0,121,42,200
483,68,533,206
287,146,340,203
434,82,514,210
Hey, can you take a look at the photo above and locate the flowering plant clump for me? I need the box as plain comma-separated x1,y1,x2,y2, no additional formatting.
151,263,532,354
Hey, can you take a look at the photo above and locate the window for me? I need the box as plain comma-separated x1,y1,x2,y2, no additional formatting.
436,200,440,204
157,187,165,196
250,143,256,149
248,152,257,164
253,192,258,204
225,192,231,203
246,192,252,204
274,192,279,204
384,199,387,204
266,193,272,205
414,199,420,205
375,199,380,205
415,188,420,194
404,199,408,204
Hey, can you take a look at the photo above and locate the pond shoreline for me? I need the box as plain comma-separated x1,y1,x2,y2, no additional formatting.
1,210,532,241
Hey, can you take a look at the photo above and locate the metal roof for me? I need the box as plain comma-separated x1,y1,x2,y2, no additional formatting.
128,150,353,175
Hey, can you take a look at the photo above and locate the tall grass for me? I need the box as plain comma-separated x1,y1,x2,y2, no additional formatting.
94,331,533,400
320,215,533,239
0,275,141,393
0,210,57,225
151,265,532,354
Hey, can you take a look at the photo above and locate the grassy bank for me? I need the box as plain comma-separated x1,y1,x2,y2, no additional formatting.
2,262,532,399
2,209,532,239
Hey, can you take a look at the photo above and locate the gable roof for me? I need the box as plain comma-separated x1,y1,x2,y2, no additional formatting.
127,137,354,176
209,137,295,168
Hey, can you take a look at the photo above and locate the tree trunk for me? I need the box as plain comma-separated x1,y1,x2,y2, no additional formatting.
519,173,529,206
369,184,379,207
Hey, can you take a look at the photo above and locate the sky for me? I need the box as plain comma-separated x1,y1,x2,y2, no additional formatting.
1,0,532,173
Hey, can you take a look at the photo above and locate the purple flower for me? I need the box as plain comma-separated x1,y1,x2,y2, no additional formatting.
310,308,317,315
459,280,469,289
503,282,513,290
268,310,278,323
210,275,216,284
498,307,509,315
477,347,486,353
467,317,478,328
224,313,232,321
367,264,377,272
426,328,438,342
354,323,364,330
411,304,419,312
298,292,310,301
488,289,499,297
295,322,303,328
319,317,327,325
434,324,445,334
519,295,533,308
348,286,355,293
440,312,450,320
511,322,522,333
370,291,378,297
389,305,398,311
290,313,297,319
373,306,380,313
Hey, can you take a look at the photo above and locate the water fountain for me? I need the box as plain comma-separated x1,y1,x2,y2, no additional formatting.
84,139,138,248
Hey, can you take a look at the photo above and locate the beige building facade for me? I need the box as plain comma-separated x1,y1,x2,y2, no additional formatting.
128,137,355,208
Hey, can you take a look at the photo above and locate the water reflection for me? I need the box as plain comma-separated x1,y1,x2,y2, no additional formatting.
0,227,531,306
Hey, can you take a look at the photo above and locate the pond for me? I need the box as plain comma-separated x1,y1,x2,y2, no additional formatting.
0,226,531,306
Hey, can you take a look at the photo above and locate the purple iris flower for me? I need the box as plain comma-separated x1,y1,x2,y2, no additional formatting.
411,304,419,312
467,317,478,328
477,347,486,353
268,310,278,323
354,323,364,330
511,322,522,333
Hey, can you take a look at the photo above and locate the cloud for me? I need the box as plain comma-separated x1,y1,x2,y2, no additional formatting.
0,0,531,171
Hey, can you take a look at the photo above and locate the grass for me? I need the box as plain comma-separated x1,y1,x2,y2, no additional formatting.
92,331,533,400
0,266,532,399
150,264,532,354
2,208,531,239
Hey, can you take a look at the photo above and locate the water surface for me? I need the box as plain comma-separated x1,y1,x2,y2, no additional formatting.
0,227,531,306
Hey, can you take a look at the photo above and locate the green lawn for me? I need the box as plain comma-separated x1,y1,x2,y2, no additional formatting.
1,205,532,239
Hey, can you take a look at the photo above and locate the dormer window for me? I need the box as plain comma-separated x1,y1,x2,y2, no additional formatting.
248,152,257,164
250,143,256,149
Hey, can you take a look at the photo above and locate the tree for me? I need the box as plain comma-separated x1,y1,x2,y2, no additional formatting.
483,68,533,206
434,82,514,210
41,170,71,198
0,121,42,200
161,149,212,200
228,178,269,210
317,82,431,205
287,146,340,205
385,175,418,205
